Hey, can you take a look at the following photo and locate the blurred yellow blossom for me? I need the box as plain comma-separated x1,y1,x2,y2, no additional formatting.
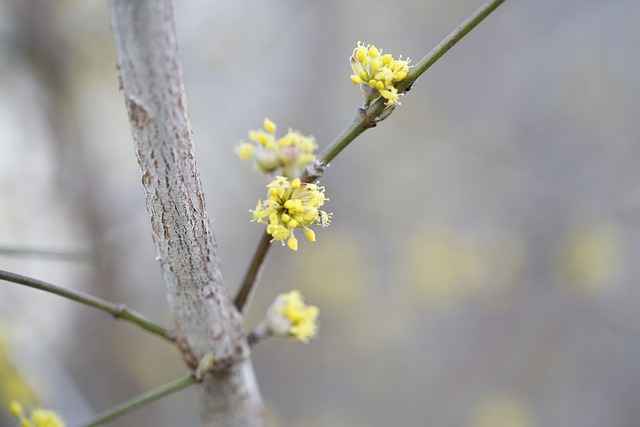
472,394,533,427
350,42,410,106
252,176,330,251
558,220,620,294
0,333,36,405
260,290,319,343
8,401,65,427
235,118,318,179
294,232,370,306
404,225,529,307
406,226,486,305
9,400,22,417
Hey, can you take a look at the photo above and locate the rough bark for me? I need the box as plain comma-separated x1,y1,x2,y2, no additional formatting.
110,1,265,425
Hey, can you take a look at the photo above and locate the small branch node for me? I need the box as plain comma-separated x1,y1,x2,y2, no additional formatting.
358,108,377,127
247,332,259,348
113,303,127,318
194,351,216,381
247,326,271,348
165,327,177,341
302,158,328,183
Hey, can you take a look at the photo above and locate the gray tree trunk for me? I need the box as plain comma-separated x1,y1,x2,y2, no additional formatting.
110,1,266,425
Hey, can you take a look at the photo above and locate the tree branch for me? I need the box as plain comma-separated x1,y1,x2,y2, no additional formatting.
317,0,507,167
240,0,508,313
0,269,174,342
110,1,265,425
396,0,507,95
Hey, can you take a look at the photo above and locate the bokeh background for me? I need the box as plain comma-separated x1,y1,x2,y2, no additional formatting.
1,0,640,426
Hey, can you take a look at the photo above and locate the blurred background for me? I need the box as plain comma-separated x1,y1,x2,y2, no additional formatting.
1,0,639,426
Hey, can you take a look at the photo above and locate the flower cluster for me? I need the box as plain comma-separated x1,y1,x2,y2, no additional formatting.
350,42,410,106
252,176,330,251
9,401,65,427
235,118,318,180
264,290,319,343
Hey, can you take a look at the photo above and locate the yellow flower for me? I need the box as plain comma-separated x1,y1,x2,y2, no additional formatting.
266,290,319,343
235,142,255,160
7,402,65,427
235,118,318,179
30,409,65,427
252,176,330,251
350,42,410,106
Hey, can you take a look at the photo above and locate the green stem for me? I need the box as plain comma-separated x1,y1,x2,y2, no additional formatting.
318,0,507,167
238,0,507,313
234,231,272,313
81,374,196,427
0,269,175,342
317,111,375,166
399,0,506,92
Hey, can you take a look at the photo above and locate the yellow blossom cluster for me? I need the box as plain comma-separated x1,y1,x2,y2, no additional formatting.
235,118,318,180
266,290,319,343
9,401,65,427
350,42,410,106
252,176,330,251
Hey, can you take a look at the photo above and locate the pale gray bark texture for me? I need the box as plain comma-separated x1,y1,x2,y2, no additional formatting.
110,1,265,425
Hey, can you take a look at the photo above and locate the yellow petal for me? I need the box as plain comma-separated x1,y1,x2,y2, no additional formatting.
304,228,316,242
263,118,276,133
287,236,298,251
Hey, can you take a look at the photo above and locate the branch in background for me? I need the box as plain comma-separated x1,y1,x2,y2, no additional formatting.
0,246,95,263
239,0,508,314
0,269,175,342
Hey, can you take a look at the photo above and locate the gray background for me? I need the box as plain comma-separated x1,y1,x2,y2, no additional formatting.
1,1,639,426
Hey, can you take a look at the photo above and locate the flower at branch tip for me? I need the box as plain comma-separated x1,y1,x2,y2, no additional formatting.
235,118,318,180
8,401,66,427
265,290,319,343
252,176,330,251
350,41,411,106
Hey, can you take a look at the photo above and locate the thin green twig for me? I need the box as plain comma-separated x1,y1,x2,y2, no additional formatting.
234,231,272,313
319,0,506,166
81,374,196,427
0,269,175,342
237,0,506,315
398,0,507,93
